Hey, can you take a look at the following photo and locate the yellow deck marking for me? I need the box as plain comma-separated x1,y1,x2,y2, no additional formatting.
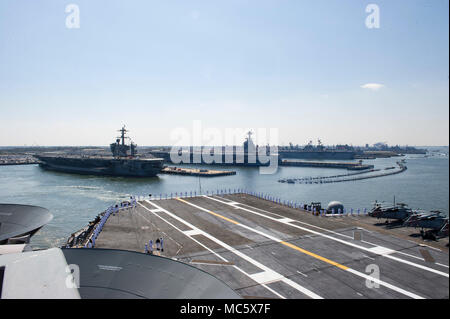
176,198,349,271
280,241,349,270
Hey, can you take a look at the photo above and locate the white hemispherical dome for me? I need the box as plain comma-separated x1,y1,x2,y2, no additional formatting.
327,201,344,213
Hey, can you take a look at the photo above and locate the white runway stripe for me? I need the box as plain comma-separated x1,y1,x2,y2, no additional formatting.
183,197,425,299
206,195,449,277
139,200,322,299
345,268,424,299
278,218,295,223
243,198,449,269
219,196,449,267
183,229,203,236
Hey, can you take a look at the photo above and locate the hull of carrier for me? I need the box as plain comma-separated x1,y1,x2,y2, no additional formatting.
36,156,163,177
278,150,356,160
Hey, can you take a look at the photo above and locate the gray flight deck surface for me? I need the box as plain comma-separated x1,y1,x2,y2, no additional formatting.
94,194,449,299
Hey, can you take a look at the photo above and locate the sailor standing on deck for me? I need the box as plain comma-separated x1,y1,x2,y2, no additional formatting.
130,196,136,209
149,240,153,254
155,238,161,255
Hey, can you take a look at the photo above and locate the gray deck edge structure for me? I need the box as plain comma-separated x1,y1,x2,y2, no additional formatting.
62,248,241,299
0,248,81,299
0,204,53,243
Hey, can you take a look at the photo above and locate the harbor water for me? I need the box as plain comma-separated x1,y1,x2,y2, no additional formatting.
0,153,448,249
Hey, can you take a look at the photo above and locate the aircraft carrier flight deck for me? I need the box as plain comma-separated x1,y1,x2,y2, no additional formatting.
69,193,449,299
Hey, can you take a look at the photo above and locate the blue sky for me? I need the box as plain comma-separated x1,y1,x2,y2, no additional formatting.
0,0,448,146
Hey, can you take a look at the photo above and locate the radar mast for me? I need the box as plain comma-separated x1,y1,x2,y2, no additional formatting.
110,126,137,158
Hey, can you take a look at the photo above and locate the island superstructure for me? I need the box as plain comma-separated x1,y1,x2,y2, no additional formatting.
149,131,276,166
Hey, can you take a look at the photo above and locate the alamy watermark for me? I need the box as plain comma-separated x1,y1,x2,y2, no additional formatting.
65,264,80,289
65,4,80,29
170,121,279,174
365,4,380,29
63,5,379,30
365,264,380,289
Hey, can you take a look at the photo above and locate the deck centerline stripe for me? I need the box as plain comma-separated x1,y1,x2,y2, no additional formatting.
137,202,285,298
206,195,449,277
177,198,351,271
280,241,349,271
177,197,425,299
222,195,449,268
177,199,352,271
136,202,288,298
140,200,322,299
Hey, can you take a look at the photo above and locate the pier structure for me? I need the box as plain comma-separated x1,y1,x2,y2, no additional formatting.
67,191,449,299
161,166,236,177
280,159,374,170
279,162,407,184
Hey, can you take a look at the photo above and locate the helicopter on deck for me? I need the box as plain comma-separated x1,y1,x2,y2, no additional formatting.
368,202,414,221
403,211,449,240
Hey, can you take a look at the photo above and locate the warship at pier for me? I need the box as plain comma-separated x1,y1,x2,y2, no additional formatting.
278,140,356,160
35,127,164,177
149,131,276,166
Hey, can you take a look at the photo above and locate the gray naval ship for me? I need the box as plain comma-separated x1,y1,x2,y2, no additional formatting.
36,127,164,177
150,134,355,164
149,131,278,166
278,139,356,160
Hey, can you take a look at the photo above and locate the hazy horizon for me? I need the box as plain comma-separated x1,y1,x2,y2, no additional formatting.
1,1,448,146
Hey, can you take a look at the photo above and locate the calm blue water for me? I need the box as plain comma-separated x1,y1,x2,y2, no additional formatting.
0,154,448,248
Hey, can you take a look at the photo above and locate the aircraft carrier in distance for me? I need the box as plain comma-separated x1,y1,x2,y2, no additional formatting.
149,131,277,166
278,140,356,160
35,127,164,177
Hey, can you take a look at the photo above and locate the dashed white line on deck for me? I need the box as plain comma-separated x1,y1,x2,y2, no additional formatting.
207,195,449,276
178,197,425,299
138,200,322,299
